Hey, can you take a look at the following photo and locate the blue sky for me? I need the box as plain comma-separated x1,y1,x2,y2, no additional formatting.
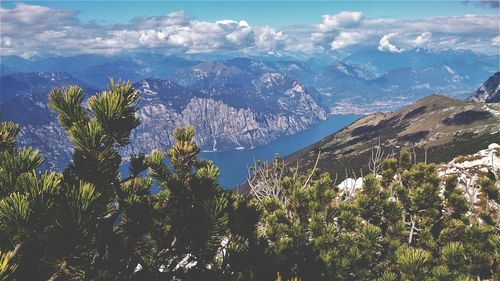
1,1,499,58
2,1,497,26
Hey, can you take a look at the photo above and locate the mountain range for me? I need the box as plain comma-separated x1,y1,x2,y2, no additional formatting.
0,70,326,169
2,49,497,110
0,48,498,171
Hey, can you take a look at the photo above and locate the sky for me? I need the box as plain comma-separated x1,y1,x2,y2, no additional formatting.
0,1,499,58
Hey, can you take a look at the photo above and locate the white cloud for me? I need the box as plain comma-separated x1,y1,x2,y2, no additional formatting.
315,13,499,54
378,33,405,53
312,11,364,48
131,11,190,28
318,11,364,32
492,36,500,46
331,31,365,50
411,32,432,47
0,4,498,57
0,6,257,56
19,51,40,59
1,37,13,48
99,14,255,53
255,26,288,53
0,3,75,25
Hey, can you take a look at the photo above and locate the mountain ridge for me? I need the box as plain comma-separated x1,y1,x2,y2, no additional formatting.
284,93,500,181
467,72,500,103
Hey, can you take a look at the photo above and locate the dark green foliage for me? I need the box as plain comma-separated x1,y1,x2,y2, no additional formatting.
0,122,20,151
140,126,263,280
0,81,498,281
479,178,499,204
396,245,432,281
250,153,498,280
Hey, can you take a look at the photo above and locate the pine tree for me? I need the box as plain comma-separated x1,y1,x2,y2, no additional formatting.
1,79,499,280
141,126,261,280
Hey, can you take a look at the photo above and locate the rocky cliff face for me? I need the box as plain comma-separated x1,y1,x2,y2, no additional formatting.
122,76,326,155
467,72,500,103
1,72,326,169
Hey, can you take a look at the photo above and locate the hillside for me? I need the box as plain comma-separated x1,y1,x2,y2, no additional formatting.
285,94,500,179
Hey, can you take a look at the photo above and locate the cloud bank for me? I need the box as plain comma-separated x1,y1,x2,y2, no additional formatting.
1,3,498,58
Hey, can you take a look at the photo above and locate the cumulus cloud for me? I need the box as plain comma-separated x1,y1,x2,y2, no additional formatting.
378,33,405,53
130,17,254,53
410,32,432,47
313,11,498,54
1,37,13,48
0,3,76,26
318,11,364,32
331,31,365,50
0,5,259,56
94,14,255,53
0,3,498,57
312,11,364,46
331,14,497,53
254,26,289,53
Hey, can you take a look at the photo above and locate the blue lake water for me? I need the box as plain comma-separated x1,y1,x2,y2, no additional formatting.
122,114,359,190
199,114,360,189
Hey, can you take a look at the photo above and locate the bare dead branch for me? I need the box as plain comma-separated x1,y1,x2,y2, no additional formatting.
302,151,321,189
368,138,385,175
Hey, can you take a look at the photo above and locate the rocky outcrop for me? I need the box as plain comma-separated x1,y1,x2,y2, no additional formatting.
439,143,500,181
123,76,327,155
437,143,500,208
467,72,500,103
336,143,500,203
16,122,73,170
118,75,327,154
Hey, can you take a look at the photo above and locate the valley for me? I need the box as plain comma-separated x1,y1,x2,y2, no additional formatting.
1,50,498,174
1,2,499,280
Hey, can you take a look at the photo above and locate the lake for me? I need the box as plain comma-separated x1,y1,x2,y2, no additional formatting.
199,114,360,189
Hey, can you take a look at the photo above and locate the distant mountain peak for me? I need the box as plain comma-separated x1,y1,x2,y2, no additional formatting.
0,71,91,103
5,71,75,81
467,72,500,103
259,72,287,87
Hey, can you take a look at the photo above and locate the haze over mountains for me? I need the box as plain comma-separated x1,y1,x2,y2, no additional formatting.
0,48,498,170
2,48,497,112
